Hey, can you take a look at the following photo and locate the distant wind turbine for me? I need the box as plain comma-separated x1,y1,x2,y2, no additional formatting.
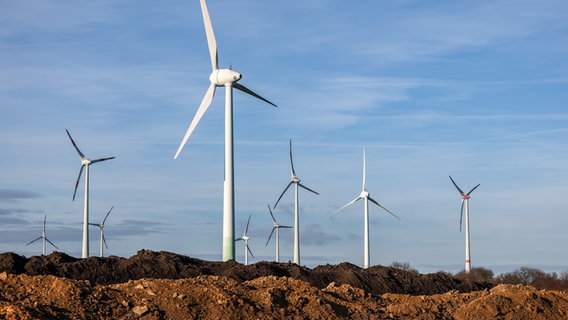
265,204,292,263
26,215,58,256
88,206,114,258
449,175,480,274
330,148,399,269
236,214,254,265
66,129,115,258
173,0,276,262
274,140,319,265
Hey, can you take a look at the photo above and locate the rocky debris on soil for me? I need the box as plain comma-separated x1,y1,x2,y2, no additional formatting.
0,250,490,295
1,272,567,320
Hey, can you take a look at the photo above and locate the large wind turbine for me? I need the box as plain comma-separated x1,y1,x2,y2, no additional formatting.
66,129,115,258
26,215,58,255
274,140,318,265
330,148,399,269
235,214,254,266
265,204,292,263
449,176,480,274
174,0,276,262
88,206,114,258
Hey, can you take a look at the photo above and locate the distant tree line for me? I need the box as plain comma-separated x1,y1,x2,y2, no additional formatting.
493,266,568,291
390,262,568,291
389,261,419,274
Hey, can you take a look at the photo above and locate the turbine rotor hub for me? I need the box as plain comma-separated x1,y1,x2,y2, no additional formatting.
360,190,369,198
292,177,300,183
210,69,242,86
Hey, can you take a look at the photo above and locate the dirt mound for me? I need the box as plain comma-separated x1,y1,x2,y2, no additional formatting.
1,272,568,319
0,250,488,295
1,251,567,319
311,262,478,296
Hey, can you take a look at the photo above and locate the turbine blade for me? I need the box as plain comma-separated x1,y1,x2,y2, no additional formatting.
459,199,465,232
274,182,293,209
449,176,466,196
467,184,480,196
72,165,85,201
90,156,115,164
362,148,367,191
45,238,58,249
26,237,42,246
234,83,277,107
244,214,251,235
66,129,86,160
246,244,255,259
289,140,296,178
368,196,400,220
88,223,99,227
280,225,292,228
298,183,319,195
267,205,277,224
266,227,276,246
174,83,216,159
329,196,361,218
200,0,218,70
235,237,243,242
102,234,108,249
43,215,47,232
102,206,114,225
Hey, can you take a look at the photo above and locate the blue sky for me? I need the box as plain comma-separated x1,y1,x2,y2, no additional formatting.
1,0,568,274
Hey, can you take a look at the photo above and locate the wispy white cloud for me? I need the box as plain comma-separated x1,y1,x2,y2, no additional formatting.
349,0,568,62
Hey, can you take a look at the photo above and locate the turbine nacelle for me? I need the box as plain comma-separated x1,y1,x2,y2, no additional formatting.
210,69,242,86
292,176,300,183
360,190,369,199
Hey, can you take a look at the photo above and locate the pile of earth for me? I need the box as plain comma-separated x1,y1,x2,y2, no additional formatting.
2,250,568,319
0,249,487,295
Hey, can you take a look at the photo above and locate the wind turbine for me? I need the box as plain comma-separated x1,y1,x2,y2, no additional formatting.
449,175,480,274
265,204,292,263
274,140,319,265
330,148,399,269
88,206,114,258
173,0,276,262
26,215,58,255
235,214,254,265
66,129,115,258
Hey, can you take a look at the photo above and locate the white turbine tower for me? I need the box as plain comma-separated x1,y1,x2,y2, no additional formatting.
26,215,58,256
274,140,319,265
449,176,480,274
66,129,115,258
235,214,254,265
174,0,276,262
88,206,114,258
330,148,399,269
265,204,292,263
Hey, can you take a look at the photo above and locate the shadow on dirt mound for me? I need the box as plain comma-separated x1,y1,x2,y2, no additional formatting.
0,250,490,295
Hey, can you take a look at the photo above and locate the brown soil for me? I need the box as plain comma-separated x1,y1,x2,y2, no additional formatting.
1,250,567,319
